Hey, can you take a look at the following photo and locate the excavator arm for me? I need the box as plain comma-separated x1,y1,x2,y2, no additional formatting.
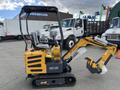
63,36,117,74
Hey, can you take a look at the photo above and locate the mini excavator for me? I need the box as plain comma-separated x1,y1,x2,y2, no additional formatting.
19,6,117,87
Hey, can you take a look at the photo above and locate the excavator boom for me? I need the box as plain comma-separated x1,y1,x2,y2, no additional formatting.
63,36,117,74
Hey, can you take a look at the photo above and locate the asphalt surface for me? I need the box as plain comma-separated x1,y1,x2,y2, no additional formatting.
0,41,120,90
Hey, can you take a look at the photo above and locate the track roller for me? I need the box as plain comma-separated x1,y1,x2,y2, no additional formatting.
65,77,76,85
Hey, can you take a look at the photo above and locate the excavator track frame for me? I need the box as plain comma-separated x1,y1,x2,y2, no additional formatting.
31,73,76,87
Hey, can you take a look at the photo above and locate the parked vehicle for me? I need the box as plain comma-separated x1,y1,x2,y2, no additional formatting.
102,17,120,46
46,18,85,49
46,18,107,49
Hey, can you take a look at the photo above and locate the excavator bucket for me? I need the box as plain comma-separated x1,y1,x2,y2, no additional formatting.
85,57,108,74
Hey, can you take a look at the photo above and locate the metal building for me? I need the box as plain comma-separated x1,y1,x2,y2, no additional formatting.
109,1,120,21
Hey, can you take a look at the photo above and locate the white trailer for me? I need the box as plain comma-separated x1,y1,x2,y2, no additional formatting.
0,22,4,40
0,19,56,40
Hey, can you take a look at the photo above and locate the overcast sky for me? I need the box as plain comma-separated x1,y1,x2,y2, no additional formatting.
0,0,119,20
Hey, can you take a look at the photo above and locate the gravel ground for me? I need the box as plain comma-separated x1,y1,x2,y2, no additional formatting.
0,41,120,90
